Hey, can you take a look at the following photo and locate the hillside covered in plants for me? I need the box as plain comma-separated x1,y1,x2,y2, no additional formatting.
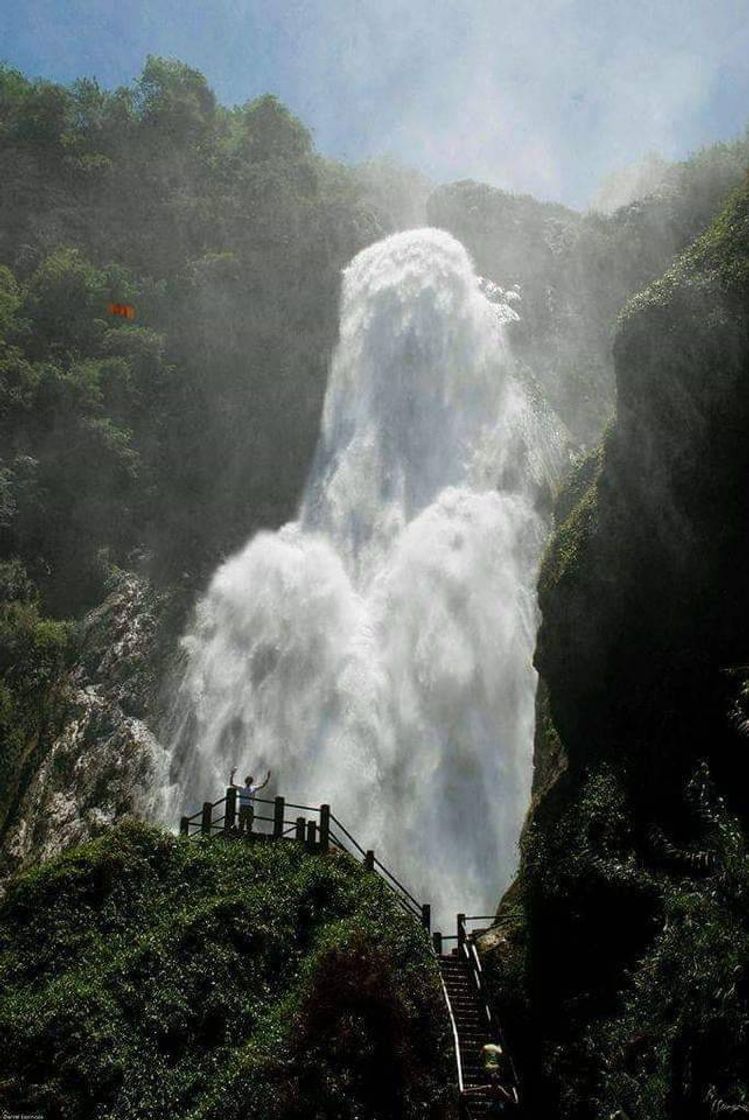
0,821,450,1119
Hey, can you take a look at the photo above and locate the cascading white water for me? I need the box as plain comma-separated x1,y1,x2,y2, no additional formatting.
167,229,565,924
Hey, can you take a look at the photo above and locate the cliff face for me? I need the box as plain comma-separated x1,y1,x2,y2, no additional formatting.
492,177,749,1118
0,572,181,886
429,144,749,447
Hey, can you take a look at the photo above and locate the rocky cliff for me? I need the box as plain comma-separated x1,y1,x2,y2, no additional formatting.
489,175,749,1119
0,571,182,887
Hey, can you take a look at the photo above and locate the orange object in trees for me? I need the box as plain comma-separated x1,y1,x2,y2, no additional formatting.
106,302,136,321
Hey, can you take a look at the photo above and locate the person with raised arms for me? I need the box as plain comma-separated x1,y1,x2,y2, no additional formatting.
229,767,271,833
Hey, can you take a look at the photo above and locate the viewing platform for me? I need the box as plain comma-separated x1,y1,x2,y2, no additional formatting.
179,790,520,1115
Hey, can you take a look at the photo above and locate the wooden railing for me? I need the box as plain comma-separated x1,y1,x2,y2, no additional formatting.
179,792,517,1110
179,790,431,929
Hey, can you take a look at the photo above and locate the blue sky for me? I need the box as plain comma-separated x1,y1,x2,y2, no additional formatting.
2,0,748,208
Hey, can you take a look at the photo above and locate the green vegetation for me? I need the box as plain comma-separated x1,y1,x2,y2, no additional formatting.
490,175,749,1118
0,59,390,613
0,561,73,839
0,821,450,1120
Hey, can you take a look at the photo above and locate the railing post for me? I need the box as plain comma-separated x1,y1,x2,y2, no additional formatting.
273,796,285,840
179,816,189,837
295,816,306,842
306,820,317,847
225,788,237,831
433,931,443,956
457,912,466,952
319,804,330,853
364,849,375,871
201,802,212,836
421,903,431,931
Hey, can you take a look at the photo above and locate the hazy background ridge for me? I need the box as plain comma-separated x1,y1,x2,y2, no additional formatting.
2,0,748,208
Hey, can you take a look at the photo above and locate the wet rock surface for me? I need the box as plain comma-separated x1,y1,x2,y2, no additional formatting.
1,572,176,886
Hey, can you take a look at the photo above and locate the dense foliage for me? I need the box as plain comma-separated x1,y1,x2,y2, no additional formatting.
0,821,450,1120
0,59,390,614
429,135,749,442
0,559,72,837
491,175,749,1119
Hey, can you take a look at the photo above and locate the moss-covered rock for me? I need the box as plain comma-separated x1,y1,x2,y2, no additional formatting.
0,821,451,1120
493,174,749,1118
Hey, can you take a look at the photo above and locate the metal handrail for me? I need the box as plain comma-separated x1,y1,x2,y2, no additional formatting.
329,813,368,858
458,923,521,1106
372,855,422,910
392,893,421,919
436,950,464,1096
328,815,424,921
468,942,492,1028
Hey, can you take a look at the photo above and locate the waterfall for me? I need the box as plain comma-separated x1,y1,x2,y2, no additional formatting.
167,228,565,925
